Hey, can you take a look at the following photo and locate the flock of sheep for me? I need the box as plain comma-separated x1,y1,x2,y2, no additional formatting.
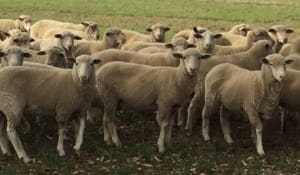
0,15,299,163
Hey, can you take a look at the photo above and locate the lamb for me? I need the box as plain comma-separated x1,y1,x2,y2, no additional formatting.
121,23,170,50
0,55,101,163
279,37,300,56
30,19,100,40
195,28,272,56
202,54,292,156
215,24,251,46
0,30,34,49
96,48,210,153
74,27,125,56
171,26,207,44
0,15,32,33
268,25,294,52
185,40,274,132
31,31,82,64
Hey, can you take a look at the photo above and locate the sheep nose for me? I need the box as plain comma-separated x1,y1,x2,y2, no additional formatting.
80,75,88,81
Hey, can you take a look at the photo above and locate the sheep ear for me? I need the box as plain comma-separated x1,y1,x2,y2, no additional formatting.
240,27,249,32
92,59,101,65
193,27,198,33
165,43,174,49
193,33,202,39
13,38,19,43
187,44,196,48
37,51,46,55
260,57,269,64
55,34,63,38
285,59,294,64
18,17,25,21
286,28,294,34
22,52,32,58
74,35,82,40
164,27,170,31
3,32,10,37
172,53,183,59
67,57,76,63
81,21,89,26
146,28,152,32
214,33,222,39
199,53,211,60
30,38,35,42
268,28,276,34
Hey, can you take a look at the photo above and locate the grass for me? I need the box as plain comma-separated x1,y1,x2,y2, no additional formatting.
0,0,300,174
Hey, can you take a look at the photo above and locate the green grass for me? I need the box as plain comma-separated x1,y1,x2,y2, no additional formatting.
0,0,300,174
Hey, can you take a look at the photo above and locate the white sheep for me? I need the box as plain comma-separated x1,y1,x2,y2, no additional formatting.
0,55,101,163
215,24,251,46
0,45,32,67
30,19,100,40
171,26,207,44
279,37,300,57
121,23,170,50
96,48,210,153
0,30,34,49
185,40,274,132
74,27,125,56
0,15,32,33
202,54,292,156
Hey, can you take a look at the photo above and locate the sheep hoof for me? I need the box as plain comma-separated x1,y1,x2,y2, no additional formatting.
257,151,265,157
23,157,32,164
58,151,66,157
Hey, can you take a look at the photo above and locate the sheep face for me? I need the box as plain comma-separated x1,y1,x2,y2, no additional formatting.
105,28,126,49
146,23,170,42
173,48,211,76
165,38,196,52
55,32,82,59
261,54,293,82
0,46,31,66
81,21,100,40
38,46,67,68
68,55,101,84
268,25,294,45
251,28,273,44
8,32,33,49
194,31,222,52
18,15,32,32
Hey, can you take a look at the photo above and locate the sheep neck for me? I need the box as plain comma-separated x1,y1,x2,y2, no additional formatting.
255,65,282,119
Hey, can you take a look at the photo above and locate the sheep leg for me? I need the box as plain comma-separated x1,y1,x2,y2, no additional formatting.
253,117,265,156
0,117,11,156
72,119,79,139
103,106,121,147
73,117,85,152
57,122,66,157
157,106,171,153
279,106,287,135
220,106,233,144
201,105,211,141
177,103,188,127
251,125,256,144
6,119,31,163
165,109,176,145
186,91,204,132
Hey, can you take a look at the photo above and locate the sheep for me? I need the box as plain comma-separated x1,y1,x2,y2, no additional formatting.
0,30,34,49
31,31,82,66
279,37,300,56
195,28,272,56
26,46,68,68
202,54,292,156
268,25,294,52
0,45,32,67
215,24,251,46
96,48,210,153
74,27,125,56
171,26,207,44
185,40,274,132
0,55,101,163
0,15,32,33
30,19,100,40
121,23,170,50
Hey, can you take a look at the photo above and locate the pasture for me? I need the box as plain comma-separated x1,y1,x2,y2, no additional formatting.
0,0,299,174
